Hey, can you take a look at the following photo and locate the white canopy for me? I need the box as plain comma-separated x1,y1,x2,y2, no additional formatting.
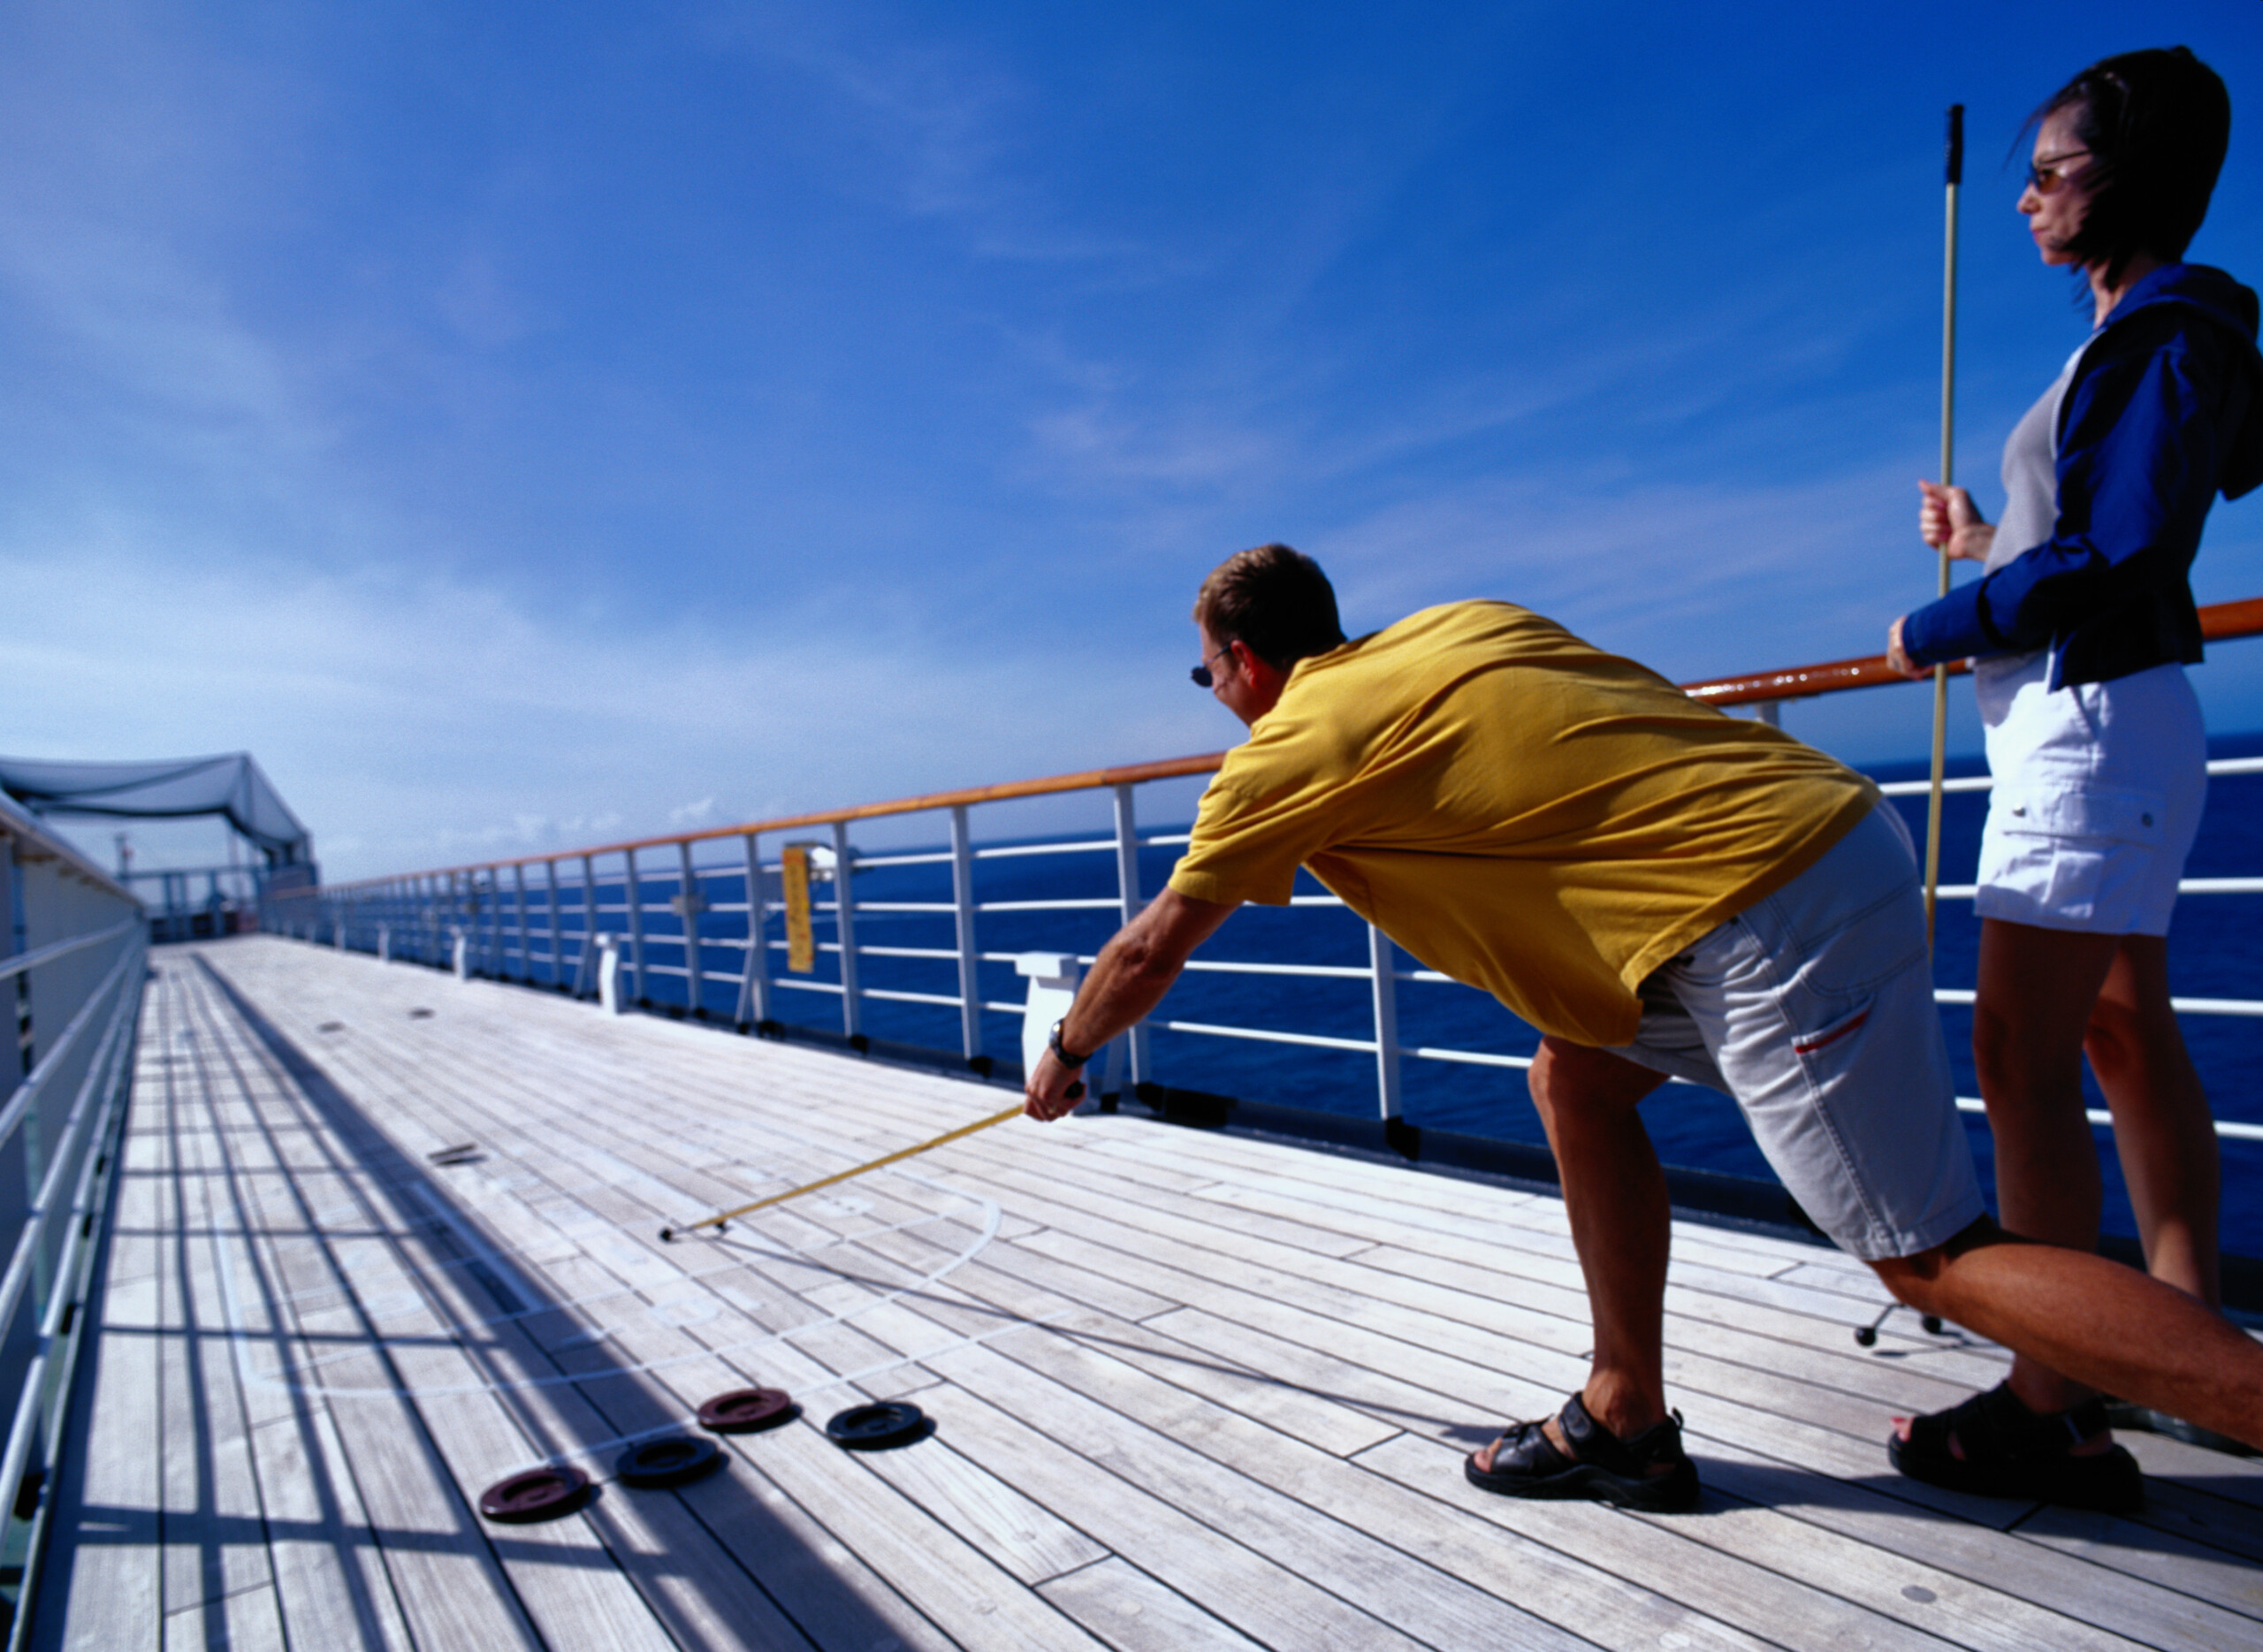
0,753,313,867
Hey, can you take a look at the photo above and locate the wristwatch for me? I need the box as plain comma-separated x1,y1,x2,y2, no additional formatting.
1047,1019,1093,1069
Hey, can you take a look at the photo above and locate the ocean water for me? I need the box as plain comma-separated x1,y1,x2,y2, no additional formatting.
496,730,2263,1257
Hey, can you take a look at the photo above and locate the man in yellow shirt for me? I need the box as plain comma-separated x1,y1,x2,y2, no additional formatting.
1024,544,2263,1512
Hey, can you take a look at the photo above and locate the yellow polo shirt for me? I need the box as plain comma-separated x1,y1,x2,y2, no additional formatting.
1167,602,1880,1046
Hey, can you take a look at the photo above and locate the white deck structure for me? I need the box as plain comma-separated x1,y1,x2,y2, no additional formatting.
34,936,2263,1649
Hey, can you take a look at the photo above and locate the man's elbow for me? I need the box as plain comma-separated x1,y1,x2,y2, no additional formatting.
1105,924,1184,990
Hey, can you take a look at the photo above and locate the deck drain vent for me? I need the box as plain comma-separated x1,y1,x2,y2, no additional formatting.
826,1402,932,1451
478,1466,590,1524
697,1388,798,1435
616,1436,722,1488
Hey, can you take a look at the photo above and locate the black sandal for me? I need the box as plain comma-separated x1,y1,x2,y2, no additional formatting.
1889,1382,2142,1512
1465,1393,1700,1511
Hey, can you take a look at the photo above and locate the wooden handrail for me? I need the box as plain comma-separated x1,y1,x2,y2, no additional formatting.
298,593,2263,894
1685,593,2263,706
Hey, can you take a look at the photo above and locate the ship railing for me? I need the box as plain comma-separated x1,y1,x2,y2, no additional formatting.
0,796,146,1644
271,596,2263,1151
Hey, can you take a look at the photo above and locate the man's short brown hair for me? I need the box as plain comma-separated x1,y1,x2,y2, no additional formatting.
1192,544,1347,671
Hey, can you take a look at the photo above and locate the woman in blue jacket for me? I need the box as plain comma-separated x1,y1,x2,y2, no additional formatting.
1886,46,2263,1508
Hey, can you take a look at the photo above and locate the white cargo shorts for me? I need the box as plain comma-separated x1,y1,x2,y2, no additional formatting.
1608,803,1986,1261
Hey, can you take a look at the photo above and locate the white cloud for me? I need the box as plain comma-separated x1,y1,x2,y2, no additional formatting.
0,523,1227,883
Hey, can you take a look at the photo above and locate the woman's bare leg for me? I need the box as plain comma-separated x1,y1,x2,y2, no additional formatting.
2085,933,2220,1308
1971,917,2122,1415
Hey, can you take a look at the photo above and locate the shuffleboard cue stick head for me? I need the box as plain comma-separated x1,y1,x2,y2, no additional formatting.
1945,104,1962,187
659,1225,676,1242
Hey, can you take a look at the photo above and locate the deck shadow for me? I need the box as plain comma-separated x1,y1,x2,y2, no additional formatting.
32,954,933,1652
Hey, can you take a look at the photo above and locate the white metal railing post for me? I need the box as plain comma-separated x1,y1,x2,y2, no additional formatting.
596,933,626,1014
623,847,648,1005
484,869,502,974
949,805,983,1063
1112,784,1151,1085
0,920,141,1625
575,855,598,997
465,872,479,971
676,839,708,1016
735,834,771,1028
513,863,530,980
832,820,861,1040
545,859,564,989
1368,924,1403,1119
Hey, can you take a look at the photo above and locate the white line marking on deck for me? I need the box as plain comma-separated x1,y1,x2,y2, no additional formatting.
225,1166,1017,1399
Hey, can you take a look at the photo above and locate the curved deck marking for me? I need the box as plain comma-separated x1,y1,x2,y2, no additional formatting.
230,1168,1014,1399
264,1184,1000,1382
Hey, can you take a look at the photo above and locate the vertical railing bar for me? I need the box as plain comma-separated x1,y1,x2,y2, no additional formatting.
949,805,982,1064
1368,923,1402,1120
1113,784,1151,1086
545,860,564,988
832,820,861,1041
735,834,770,1029
624,847,647,1007
514,864,530,980
575,855,598,998
678,839,705,1017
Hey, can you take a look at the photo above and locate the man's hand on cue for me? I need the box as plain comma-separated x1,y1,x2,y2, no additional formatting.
1024,1047,1086,1122
1017,887,1241,1124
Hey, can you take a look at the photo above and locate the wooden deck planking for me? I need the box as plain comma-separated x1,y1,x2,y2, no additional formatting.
27,935,2263,1650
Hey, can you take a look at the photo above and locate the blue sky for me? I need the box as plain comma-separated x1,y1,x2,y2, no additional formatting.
6,1,2263,882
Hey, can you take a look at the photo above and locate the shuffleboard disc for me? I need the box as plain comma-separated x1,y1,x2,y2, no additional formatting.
697,1387,798,1434
825,1401,933,1451
615,1435,723,1488
479,1465,590,1523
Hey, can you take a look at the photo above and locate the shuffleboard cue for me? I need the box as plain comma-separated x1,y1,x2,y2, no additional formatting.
659,1090,1078,1240
1924,104,1963,952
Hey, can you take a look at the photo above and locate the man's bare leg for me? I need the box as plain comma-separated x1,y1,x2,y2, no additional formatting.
1471,1037,1670,1472
1876,1220,2263,1451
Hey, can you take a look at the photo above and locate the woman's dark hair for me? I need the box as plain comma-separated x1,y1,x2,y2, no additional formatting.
1192,544,1347,671
2035,46,2231,292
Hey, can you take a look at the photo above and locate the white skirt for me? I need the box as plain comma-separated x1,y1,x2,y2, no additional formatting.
1971,652,2206,935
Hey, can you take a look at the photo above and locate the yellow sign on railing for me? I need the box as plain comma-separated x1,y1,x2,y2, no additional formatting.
781,845,815,973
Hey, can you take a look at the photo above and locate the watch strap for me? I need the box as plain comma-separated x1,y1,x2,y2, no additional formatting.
1048,1020,1092,1069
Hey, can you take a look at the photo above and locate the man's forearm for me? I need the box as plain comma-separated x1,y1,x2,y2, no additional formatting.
1025,887,1237,1120
1057,923,1188,1058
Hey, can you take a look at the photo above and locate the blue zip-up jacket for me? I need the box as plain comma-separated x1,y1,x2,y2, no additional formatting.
1901,263,2263,689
